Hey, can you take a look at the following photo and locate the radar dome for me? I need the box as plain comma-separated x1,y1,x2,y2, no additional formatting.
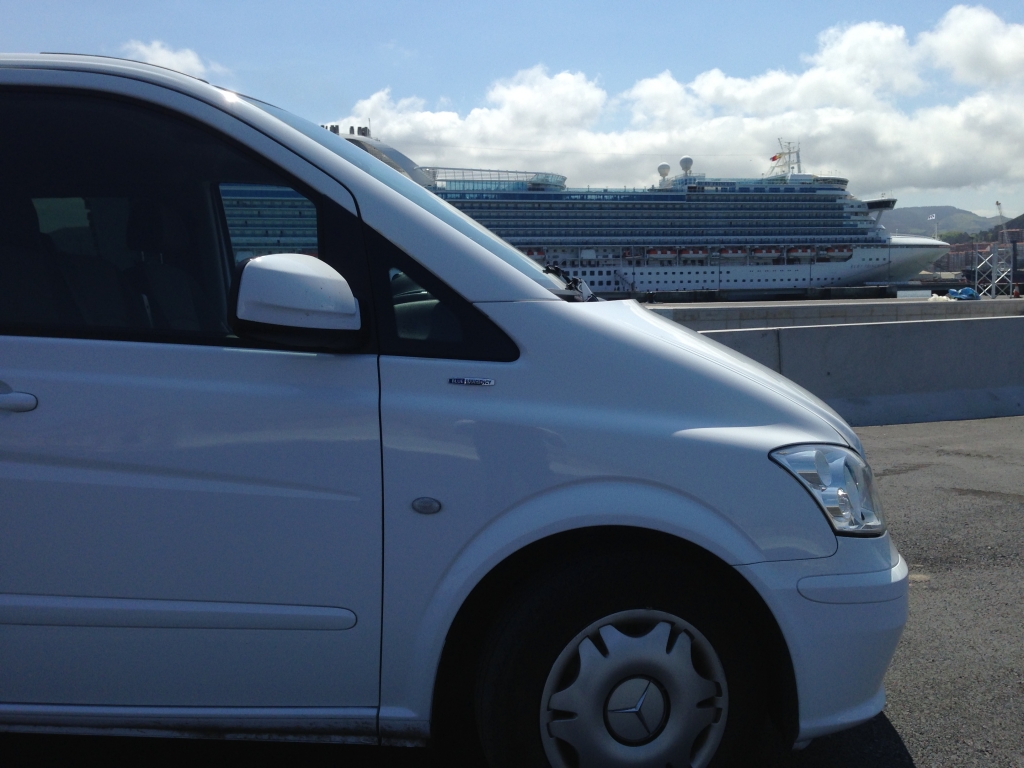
657,162,671,178
680,156,694,173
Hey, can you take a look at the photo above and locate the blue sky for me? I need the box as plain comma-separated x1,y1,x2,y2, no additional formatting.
3,1,1024,217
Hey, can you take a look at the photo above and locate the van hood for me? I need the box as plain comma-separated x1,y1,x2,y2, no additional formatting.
601,301,864,455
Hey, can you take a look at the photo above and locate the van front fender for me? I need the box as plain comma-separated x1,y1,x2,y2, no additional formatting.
379,478,766,743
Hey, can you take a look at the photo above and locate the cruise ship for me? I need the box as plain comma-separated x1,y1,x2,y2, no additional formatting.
335,130,949,294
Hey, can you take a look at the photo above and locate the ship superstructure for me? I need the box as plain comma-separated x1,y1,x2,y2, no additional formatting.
339,132,949,293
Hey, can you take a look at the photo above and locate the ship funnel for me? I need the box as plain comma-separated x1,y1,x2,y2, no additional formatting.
657,162,671,178
680,156,693,174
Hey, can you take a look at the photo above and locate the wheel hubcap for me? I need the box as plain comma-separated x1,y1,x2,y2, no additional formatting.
540,609,728,768
605,676,668,745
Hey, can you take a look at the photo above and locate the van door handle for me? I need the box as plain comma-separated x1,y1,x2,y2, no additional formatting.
0,392,38,412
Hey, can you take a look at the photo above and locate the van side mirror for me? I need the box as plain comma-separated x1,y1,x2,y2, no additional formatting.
232,253,365,350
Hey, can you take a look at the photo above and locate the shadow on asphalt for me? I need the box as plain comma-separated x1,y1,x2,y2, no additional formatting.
2,714,915,767
779,714,916,767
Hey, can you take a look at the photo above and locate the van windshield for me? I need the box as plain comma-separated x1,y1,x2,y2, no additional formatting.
241,96,567,294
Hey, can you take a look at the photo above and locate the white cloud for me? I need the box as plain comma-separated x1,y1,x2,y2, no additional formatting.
919,5,1024,86
121,40,228,79
622,70,708,127
345,67,606,152
336,6,1024,216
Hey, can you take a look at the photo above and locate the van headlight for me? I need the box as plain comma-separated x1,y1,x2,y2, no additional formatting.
770,445,886,536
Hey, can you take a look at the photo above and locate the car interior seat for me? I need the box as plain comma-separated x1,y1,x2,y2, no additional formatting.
0,196,80,327
125,199,212,333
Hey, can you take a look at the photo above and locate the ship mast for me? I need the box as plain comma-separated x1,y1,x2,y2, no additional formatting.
766,139,801,178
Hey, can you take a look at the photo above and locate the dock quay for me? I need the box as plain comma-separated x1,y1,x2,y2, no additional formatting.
597,281,968,305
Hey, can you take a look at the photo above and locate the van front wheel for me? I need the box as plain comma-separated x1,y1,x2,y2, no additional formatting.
474,551,761,768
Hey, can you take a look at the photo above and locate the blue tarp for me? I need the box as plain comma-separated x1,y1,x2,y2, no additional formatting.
947,287,980,300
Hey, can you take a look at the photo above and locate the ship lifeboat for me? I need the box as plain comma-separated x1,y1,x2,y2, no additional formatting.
678,247,708,262
523,248,546,258
719,247,745,256
825,246,852,255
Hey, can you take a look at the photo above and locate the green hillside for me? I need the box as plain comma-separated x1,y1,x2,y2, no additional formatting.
884,206,1001,236
970,210,1024,242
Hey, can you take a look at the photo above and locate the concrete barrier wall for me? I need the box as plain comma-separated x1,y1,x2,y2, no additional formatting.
701,316,1024,426
652,297,1024,332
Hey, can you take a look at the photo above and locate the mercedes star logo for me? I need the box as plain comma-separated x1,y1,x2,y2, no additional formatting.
604,676,668,745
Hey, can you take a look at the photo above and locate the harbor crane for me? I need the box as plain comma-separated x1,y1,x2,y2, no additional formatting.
996,201,1020,294
976,201,1015,296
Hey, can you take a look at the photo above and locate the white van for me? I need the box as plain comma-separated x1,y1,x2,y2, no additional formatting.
0,55,907,767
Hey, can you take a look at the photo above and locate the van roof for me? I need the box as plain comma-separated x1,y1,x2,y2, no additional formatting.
0,52,223,99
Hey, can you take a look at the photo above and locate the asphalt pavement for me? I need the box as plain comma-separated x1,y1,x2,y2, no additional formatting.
4,416,1023,767
839,415,1024,768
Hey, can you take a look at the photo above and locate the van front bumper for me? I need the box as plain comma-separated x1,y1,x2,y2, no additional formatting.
737,534,908,742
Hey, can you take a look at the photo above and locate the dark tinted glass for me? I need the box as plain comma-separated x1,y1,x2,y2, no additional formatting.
389,268,463,344
220,183,319,263
0,89,326,345
363,225,518,362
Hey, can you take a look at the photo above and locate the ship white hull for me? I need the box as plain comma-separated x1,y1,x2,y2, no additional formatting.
539,236,949,292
